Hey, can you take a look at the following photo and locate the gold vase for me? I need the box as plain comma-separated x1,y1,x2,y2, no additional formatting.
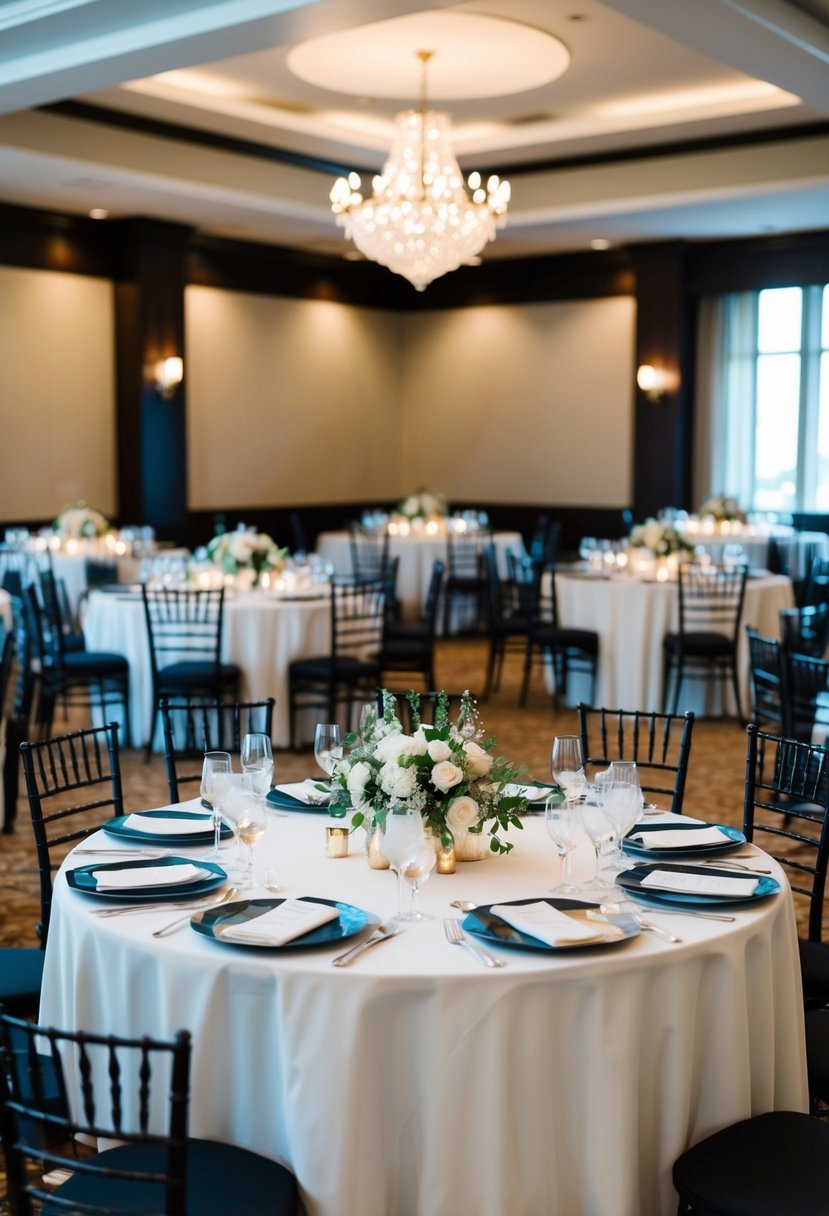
454,829,490,863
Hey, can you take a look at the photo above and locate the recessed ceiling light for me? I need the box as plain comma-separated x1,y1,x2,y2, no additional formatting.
590,238,610,250
89,208,109,220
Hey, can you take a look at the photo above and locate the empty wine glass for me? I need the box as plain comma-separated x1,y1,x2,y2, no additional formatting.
314,724,342,778
601,780,644,871
545,796,586,894
580,799,616,891
200,751,231,859
551,736,586,807
381,805,425,919
241,732,274,802
607,761,644,811
401,835,437,922
225,789,265,887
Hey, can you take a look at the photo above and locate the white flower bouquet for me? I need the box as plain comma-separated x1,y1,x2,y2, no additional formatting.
629,517,696,557
397,490,447,520
699,495,746,523
53,502,110,538
329,690,527,855
207,528,287,575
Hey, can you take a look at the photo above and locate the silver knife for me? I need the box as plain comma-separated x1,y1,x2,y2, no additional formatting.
332,922,401,966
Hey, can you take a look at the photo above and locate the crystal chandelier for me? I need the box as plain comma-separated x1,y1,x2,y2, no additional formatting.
330,51,510,292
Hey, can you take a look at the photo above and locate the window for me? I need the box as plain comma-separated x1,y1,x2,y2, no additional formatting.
716,284,829,513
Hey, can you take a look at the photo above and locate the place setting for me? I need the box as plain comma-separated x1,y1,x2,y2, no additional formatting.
265,722,339,813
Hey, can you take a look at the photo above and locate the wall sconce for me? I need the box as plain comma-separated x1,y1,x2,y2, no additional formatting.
636,364,677,403
153,356,184,399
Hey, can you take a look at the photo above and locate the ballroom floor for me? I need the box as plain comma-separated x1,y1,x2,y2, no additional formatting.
0,635,822,946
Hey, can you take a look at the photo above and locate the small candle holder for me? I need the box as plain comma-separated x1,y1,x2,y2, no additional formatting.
326,825,349,859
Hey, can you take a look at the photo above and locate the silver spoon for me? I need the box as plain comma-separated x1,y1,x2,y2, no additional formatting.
450,900,478,912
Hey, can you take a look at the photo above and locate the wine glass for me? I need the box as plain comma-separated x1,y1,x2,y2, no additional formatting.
314,724,342,778
601,780,644,871
607,761,644,812
358,703,378,744
381,805,425,920
241,732,274,802
225,789,265,886
200,751,231,859
401,835,437,922
551,736,586,807
545,796,586,894
580,798,616,891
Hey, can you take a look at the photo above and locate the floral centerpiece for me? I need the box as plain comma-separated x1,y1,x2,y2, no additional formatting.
628,517,696,558
329,690,527,856
699,495,747,524
397,490,447,520
207,528,287,575
53,501,110,539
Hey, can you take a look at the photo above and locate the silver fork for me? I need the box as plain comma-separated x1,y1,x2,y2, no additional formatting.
443,918,505,968
604,899,735,924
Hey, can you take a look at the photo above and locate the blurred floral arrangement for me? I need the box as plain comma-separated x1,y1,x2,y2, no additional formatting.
53,502,110,539
699,495,747,523
629,517,696,557
329,690,526,855
207,528,287,575
397,490,448,520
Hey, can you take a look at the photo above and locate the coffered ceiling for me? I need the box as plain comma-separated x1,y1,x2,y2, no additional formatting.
0,0,827,263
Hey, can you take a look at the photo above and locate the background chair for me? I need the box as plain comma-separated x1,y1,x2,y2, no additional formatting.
2,595,40,831
673,1110,829,1216
20,722,124,944
577,705,695,813
528,515,561,570
160,695,275,803
142,586,240,757
380,559,442,690
348,522,390,581
780,602,829,657
746,627,786,733
289,579,385,747
663,562,748,719
483,545,531,700
0,1011,298,1216
781,648,829,744
442,526,491,635
517,561,599,708
743,724,829,1009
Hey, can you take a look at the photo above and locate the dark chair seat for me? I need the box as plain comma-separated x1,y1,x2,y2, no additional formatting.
47,1138,298,1216
62,649,129,676
381,637,431,664
664,630,734,656
804,1009,829,1107
158,660,241,687
290,654,379,682
799,938,829,1009
532,624,600,652
672,1110,829,1216
0,947,44,1017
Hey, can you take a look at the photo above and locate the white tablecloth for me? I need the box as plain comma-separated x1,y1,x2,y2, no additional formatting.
82,589,331,749
554,572,794,715
40,813,807,1216
317,530,523,624
49,550,190,617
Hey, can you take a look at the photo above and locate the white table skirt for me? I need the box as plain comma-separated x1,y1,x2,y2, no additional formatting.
554,572,794,714
40,813,807,1216
317,530,523,625
82,590,331,749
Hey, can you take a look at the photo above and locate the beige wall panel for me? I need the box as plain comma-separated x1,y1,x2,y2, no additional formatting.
185,286,404,510
399,298,635,506
0,266,115,519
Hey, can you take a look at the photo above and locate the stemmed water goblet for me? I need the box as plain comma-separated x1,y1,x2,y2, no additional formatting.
380,805,425,920
580,798,616,891
401,835,437,922
601,779,644,871
545,795,586,894
200,751,231,859
551,736,587,807
223,789,265,887
241,732,274,802
314,724,343,779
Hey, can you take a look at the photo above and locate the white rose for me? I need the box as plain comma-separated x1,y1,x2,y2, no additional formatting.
427,739,452,763
346,761,371,806
446,796,480,833
431,760,463,793
374,731,411,763
463,740,493,778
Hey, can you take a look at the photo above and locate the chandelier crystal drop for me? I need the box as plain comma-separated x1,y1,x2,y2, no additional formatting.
330,52,510,291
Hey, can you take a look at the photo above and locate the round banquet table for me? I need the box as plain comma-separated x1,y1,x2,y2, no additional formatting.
554,571,794,715
39,811,807,1216
316,529,523,625
82,588,331,749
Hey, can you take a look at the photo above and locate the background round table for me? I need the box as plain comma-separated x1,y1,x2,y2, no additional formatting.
40,813,807,1216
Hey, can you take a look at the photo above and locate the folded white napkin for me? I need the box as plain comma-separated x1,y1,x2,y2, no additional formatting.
218,899,340,946
503,783,552,802
121,813,213,836
491,901,604,947
640,870,759,898
273,780,330,804
92,863,210,891
628,826,734,850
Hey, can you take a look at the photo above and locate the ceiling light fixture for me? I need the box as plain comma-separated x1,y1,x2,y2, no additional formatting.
330,50,510,291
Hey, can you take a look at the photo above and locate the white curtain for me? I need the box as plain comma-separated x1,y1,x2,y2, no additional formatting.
693,292,757,510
